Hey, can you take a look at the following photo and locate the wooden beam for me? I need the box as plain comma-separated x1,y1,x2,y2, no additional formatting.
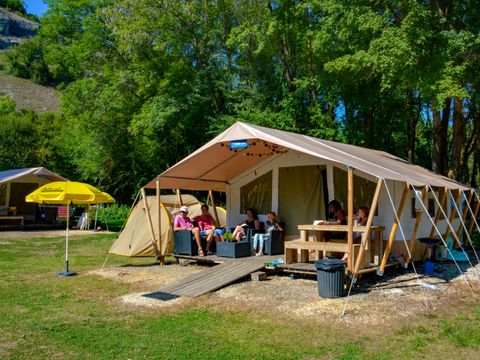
209,190,220,227
141,188,159,257
445,189,463,248
176,189,183,206
156,180,165,265
428,188,447,238
467,190,479,239
379,182,409,274
458,190,473,245
347,167,354,273
353,178,383,275
405,185,428,265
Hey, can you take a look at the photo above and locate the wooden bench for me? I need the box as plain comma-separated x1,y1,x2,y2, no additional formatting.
0,216,24,226
285,240,349,263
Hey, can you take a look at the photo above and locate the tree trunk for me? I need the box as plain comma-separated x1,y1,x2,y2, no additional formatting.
406,90,417,162
451,97,466,181
432,98,450,175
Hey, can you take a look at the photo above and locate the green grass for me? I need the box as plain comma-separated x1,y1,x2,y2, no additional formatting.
1,234,479,359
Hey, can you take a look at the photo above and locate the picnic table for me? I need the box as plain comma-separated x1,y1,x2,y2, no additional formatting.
285,224,385,267
0,216,24,226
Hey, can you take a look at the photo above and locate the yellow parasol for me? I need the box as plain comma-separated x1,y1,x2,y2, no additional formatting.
26,181,115,276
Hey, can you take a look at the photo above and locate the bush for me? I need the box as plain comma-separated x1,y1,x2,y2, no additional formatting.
0,94,16,115
89,204,131,231
6,39,52,85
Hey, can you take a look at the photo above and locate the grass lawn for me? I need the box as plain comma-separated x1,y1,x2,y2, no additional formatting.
1,234,479,359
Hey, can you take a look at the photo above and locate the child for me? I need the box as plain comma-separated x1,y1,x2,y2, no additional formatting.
252,211,283,256
342,206,369,261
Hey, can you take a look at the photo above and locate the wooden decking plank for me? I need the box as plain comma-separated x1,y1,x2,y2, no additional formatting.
158,259,268,297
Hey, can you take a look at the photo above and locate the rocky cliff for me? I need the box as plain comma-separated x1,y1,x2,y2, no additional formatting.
0,8,40,49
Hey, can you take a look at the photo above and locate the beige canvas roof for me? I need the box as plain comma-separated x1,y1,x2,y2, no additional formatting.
145,122,471,191
0,167,66,184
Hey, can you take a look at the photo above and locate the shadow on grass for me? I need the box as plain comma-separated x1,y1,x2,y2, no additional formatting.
142,291,180,301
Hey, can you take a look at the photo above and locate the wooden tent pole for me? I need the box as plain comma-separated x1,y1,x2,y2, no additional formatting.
378,182,409,275
468,190,480,238
156,180,165,265
405,185,428,265
209,190,220,226
353,178,383,275
428,188,447,238
176,189,183,206
141,188,159,257
444,189,462,247
347,167,354,273
457,190,473,245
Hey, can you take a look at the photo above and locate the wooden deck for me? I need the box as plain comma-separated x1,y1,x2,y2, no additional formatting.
160,255,278,297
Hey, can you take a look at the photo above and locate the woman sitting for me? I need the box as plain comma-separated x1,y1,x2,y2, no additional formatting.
194,204,223,255
173,206,204,256
342,206,369,261
322,200,347,242
231,208,260,241
252,211,282,256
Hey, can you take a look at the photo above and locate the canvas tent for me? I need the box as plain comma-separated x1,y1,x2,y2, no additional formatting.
0,167,66,224
110,194,226,257
142,122,478,275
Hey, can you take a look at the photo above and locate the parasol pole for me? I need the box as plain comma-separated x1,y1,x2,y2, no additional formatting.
94,203,98,230
59,202,76,276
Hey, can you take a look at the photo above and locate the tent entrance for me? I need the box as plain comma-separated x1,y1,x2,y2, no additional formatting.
278,165,325,236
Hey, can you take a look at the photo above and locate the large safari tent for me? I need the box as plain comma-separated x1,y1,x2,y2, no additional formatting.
0,167,66,226
137,122,478,275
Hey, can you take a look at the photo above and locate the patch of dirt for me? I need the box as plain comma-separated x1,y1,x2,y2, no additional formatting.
0,230,115,240
88,260,480,330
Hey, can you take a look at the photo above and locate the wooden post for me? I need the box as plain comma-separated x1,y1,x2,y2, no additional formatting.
428,188,447,238
444,189,463,248
156,180,165,265
379,182,409,275
141,188,159,257
468,190,479,238
457,190,473,245
347,167,354,273
176,189,183,207
353,178,383,275
208,190,220,226
405,185,428,265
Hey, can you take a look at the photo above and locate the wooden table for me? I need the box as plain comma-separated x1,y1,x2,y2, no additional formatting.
286,224,385,266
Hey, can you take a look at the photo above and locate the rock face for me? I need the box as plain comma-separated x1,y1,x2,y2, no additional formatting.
0,8,40,49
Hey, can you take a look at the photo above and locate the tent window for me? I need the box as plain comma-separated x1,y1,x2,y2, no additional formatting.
333,168,378,215
240,171,272,214
411,197,435,218
0,184,6,206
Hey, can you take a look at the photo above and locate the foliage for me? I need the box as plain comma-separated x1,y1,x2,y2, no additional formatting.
3,0,480,202
0,94,16,115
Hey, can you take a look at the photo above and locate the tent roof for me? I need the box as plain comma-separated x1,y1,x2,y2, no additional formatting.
0,167,66,184
145,122,471,191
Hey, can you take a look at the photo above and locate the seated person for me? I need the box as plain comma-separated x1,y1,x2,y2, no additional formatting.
342,206,369,261
252,211,282,256
231,208,260,241
322,200,347,241
194,204,223,255
173,206,204,256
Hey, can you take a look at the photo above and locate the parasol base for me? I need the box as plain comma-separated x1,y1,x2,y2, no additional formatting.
58,271,77,277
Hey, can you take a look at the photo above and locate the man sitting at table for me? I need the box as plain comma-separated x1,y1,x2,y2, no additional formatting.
342,206,369,261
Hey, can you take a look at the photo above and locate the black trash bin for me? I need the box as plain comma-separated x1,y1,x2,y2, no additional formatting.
315,259,346,298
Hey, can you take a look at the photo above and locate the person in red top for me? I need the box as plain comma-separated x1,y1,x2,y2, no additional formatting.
194,204,221,255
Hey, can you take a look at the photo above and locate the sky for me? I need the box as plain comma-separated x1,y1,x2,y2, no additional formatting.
24,0,48,17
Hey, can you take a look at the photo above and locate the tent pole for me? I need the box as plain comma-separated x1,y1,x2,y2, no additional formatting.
428,188,447,238
156,180,164,265
177,189,183,207
209,190,220,226
405,185,428,266
347,167,354,274
467,190,479,239
457,190,473,243
378,182,409,275
141,188,160,258
353,178,383,275
444,189,462,246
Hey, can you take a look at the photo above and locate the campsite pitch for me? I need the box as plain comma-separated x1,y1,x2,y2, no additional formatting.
1,233,479,359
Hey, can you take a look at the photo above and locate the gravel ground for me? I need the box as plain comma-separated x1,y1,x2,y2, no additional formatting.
90,259,480,328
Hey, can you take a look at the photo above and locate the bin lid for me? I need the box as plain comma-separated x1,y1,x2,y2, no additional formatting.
315,259,346,270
